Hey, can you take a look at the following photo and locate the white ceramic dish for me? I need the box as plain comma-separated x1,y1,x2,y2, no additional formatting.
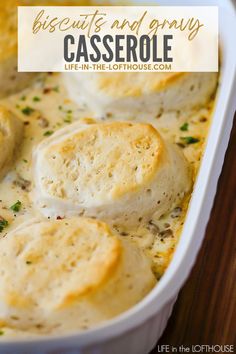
1,0,236,353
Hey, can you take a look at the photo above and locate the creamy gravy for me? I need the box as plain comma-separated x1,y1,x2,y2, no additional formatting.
0,74,213,279
0,72,216,339
0,73,214,281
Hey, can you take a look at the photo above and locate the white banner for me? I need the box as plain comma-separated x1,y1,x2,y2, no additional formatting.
18,6,218,72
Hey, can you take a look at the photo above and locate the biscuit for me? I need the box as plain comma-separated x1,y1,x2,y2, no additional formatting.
0,106,24,180
0,217,155,333
63,72,218,118
33,120,192,225
0,1,39,98
0,0,86,98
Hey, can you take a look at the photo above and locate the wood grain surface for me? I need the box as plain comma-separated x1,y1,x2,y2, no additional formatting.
151,114,236,350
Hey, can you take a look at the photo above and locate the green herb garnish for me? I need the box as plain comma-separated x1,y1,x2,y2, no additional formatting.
181,136,200,144
20,95,26,101
33,96,41,102
21,106,34,116
64,116,72,123
26,261,32,265
0,330,4,336
43,130,54,136
0,218,8,233
52,86,60,92
180,122,189,131
10,200,22,212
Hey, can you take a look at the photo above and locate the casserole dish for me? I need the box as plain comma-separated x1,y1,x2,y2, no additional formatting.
0,0,235,353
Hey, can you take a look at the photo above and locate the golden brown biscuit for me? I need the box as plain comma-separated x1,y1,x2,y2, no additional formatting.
0,1,39,98
64,72,218,118
0,105,24,180
0,217,155,333
0,0,96,98
33,120,192,225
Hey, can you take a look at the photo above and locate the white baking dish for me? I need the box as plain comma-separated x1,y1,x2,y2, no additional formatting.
1,0,236,353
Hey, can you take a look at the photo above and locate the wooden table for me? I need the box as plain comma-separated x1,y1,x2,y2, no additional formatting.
152,114,236,350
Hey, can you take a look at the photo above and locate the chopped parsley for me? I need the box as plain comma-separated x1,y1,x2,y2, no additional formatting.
52,86,60,92
10,200,22,212
181,136,200,144
180,122,189,131
21,106,34,116
33,96,41,102
64,116,72,123
0,330,4,336
20,95,26,101
22,159,28,163
43,130,54,136
26,261,32,265
0,218,8,233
